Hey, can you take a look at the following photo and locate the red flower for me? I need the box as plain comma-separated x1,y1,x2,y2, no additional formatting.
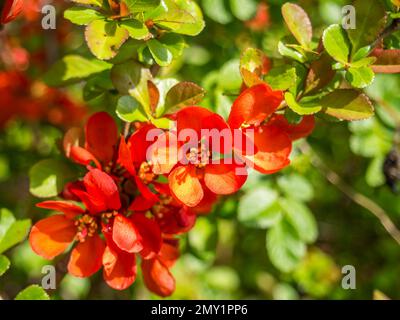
228,83,293,174
30,169,163,291
1,0,23,24
150,107,247,207
142,239,179,297
268,114,315,141
64,112,119,169
245,3,271,32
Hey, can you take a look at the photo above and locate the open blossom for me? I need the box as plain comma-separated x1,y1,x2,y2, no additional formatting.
29,168,175,293
149,107,248,207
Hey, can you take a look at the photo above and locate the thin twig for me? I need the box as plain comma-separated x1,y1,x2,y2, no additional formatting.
300,142,400,246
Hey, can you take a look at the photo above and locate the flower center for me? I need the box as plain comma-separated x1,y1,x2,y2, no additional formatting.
138,162,157,184
74,214,99,242
152,195,173,218
186,145,210,168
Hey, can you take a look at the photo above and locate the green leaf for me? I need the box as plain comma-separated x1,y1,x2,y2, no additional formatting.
0,218,31,254
153,0,205,36
230,0,257,21
15,285,50,300
238,186,281,228
124,0,161,12
322,24,350,63
71,0,103,6
43,55,111,86
110,60,142,94
120,20,151,40
29,159,76,198
266,218,306,273
129,68,154,116
280,198,318,244
163,82,205,116
345,66,375,88
347,0,387,55
285,92,322,115
64,7,103,25
116,95,148,123
203,0,232,24
278,41,306,63
281,3,313,48
0,254,10,276
147,39,173,66
85,20,129,60
321,89,374,120
265,65,297,91
277,174,314,202
159,33,186,59
350,57,376,68
0,208,15,242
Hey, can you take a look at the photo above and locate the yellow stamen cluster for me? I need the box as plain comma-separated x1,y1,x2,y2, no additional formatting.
74,214,98,242
186,145,211,168
138,162,157,184
101,211,118,225
152,195,173,219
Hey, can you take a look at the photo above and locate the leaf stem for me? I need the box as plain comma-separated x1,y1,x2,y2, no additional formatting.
300,142,400,246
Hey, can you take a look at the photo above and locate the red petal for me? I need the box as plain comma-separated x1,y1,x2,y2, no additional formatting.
131,214,162,260
242,125,292,174
112,214,143,253
70,146,101,169
149,131,179,175
142,258,175,297
102,230,137,291
1,0,23,24
169,165,204,207
128,124,157,166
193,186,218,215
82,169,121,213
204,163,247,195
159,241,180,268
129,194,158,211
156,206,196,235
85,112,118,164
177,106,229,136
118,135,136,176
68,234,105,278
36,201,85,219
228,83,283,129
269,114,315,141
29,215,76,260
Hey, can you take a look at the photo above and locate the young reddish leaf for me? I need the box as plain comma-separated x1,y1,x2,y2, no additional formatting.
163,82,205,116
240,48,271,87
148,80,160,116
281,3,312,48
304,53,336,94
370,49,400,74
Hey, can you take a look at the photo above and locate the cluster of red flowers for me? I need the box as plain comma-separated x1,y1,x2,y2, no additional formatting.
0,70,87,129
29,82,314,296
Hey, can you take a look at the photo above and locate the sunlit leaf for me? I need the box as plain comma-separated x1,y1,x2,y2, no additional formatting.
85,20,129,60
15,285,50,300
282,3,312,48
